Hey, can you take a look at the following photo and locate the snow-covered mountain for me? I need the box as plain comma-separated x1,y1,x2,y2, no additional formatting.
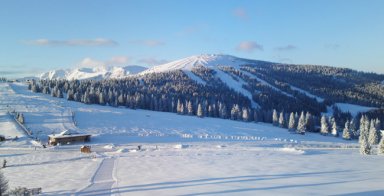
139,54,263,74
35,54,384,117
40,65,147,80
138,54,384,112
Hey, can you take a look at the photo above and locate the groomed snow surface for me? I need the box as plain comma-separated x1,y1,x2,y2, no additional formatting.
1,82,384,195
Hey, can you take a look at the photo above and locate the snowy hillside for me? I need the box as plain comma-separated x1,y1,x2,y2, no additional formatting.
1,82,384,195
139,54,258,73
39,65,147,80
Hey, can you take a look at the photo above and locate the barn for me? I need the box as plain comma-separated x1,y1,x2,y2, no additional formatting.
48,130,91,145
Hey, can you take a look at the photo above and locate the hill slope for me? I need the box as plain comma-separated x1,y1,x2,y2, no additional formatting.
30,54,384,127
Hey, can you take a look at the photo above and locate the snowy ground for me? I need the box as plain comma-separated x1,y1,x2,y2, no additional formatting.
1,82,384,195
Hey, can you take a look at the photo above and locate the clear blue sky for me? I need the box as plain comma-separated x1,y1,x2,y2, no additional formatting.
1,0,384,78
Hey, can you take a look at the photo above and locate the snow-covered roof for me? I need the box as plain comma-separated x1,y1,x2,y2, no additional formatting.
48,130,90,139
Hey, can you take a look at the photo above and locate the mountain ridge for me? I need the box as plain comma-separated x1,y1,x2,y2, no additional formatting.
39,65,147,80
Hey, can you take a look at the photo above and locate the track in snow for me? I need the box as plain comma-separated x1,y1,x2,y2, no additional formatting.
77,157,117,196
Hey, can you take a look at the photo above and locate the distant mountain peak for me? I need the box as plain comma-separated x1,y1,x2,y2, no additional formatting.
139,54,258,75
40,65,147,80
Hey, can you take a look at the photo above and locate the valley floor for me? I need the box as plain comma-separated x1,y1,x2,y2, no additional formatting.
1,82,384,195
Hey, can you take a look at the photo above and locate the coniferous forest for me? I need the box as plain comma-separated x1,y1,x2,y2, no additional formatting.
28,61,384,139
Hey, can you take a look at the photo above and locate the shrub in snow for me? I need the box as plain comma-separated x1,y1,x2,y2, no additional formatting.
7,187,29,195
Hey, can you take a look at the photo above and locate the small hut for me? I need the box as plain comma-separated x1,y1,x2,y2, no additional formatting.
48,130,91,146
80,145,91,153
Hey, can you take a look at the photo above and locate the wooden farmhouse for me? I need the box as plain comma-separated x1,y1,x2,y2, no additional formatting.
48,130,91,145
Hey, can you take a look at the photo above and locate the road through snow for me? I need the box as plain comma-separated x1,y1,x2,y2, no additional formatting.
77,157,117,196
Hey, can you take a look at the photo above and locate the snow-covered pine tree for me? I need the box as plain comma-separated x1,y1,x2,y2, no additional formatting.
360,136,371,155
375,118,381,131
331,120,338,137
187,100,193,115
180,102,185,115
360,135,371,155
374,118,381,141
350,118,358,139
197,103,203,118
342,120,351,140
305,112,314,132
359,115,369,144
359,115,371,155
288,112,296,132
368,119,379,145
296,111,306,134
378,131,384,155
272,109,278,126
176,99,182,114
99,92,105,105
230,104,240,120
320,115,329,135
221,103,228,119
242,107,249,122
279,112,285,128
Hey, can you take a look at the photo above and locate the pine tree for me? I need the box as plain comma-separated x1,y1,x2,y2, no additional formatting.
375,118,381,131
359,115,369,143
305,112,314,132
187,100,193,115
331,120,338,137
177,99,182,114
320,115,329,135
350,119,358,139
272,109,278,126
342,120,351,140
242,108,249,122
359,115,371,155
378,131,384,155
208,105,213,117
197,103,203,118
253,110,259,123
368,120,379,145
296,111,306,134
279,112,285,128
180,103,185,114
360,135,371,155
230,104,240,120
99,92,105,105
288,112,296,132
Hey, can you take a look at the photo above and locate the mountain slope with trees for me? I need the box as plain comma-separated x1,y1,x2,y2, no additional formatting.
29,54,384,136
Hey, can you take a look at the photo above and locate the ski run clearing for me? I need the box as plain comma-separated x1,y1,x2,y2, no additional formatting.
1,82,384,196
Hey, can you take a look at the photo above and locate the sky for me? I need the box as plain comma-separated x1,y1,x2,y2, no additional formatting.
1,0,384,78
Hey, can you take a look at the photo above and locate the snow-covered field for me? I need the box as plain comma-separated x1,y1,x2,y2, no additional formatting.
1,82,384,195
